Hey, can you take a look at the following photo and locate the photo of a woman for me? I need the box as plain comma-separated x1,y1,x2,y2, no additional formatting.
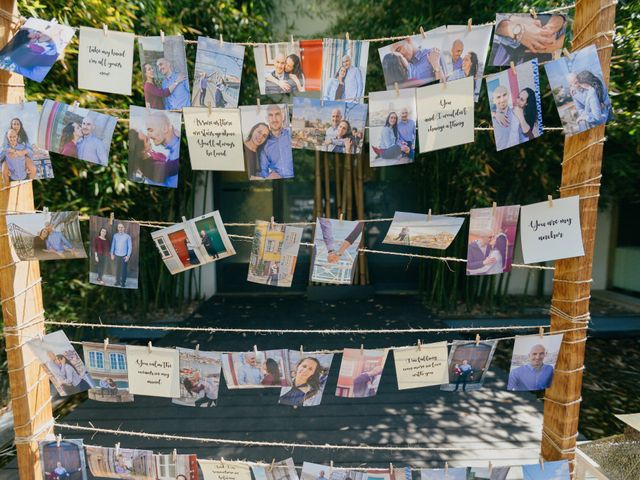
514,87,541,142
332,119,356,154
142,62,186,110
59,122,82,158
261,358,282,386
243,122,269,179
576,70,611,127
58,354,94,395
279,357,322,406
285,53,305,93
447,51,478,81
92,227,109,284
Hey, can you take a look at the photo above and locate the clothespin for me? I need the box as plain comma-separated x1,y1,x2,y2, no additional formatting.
389,463,393,475
43,206,49,213
195,343,200,354
256,98,261,113
475,334,480,346
38,332,44,342
19,96,25,108
56,434,62,447
146,102,151,113
160,30,165,44
530,8,538,19
488,461,493,475
172,449,177,461
270,216,275,227
510,61,516,75
269,459,275,472
563,48,571,58
539,326,545,338
548,195,554,208
290,34,295,47
103,338,109,351
539,456,545,471
428,209,432,222
417,339,422,351
339,213,344,224
147,341,153,353
220,457,225,466
71,101,80,112
419,26,426,39
253,344,258,356
109,212,114,226
345,32,350,43
219,34,224,47
181,216,188,224
492,201,497,216
394,82,399,97
115,442,120,456
300,345,304,355
329,461,334,475
360,343,364,354
467,18,473,32
445,462,449,474
102,24,108,36
208,102,212,117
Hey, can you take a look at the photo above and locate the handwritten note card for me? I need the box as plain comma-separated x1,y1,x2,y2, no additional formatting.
198,460,253,480
126,345,180,397
78,26,135,95
183,107,245,171
417,76,474,153
393,341,449,389
520,195,585,264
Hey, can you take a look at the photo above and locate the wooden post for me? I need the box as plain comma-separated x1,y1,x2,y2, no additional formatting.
541,0,616,468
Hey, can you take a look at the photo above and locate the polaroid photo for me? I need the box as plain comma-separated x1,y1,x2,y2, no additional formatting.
440,339,498,392
279,351,334,407
83,341,134,403
490,13,569,66
39,438,87,480
78,26,135,95
0,102,53,182
300,39,323,91
239,104,294,180
86,445,155,479
466,205,520,276
154,453,199,480
393,341,449,390
420,468,469,480
0,18,75,82
383,211,464,249
221,349,292,389
321,38,369,102
522,459,570,480
199,459,252,480
252,458,299,480
247,220,303,287
172,347,222,408
544,44,613,136
126,345,180,398
468,466,511,480
6,211,87,261
254,42,304,96
89,216,140,289
138,35,191,110
368,88,417,167
25,330,94,397
508,333,564,391
335,347,388,398
311,218,364,285
486,59,543,151
192,36,245,108
38,99,117,166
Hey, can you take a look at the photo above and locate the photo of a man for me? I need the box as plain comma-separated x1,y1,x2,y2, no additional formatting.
89,217,140,289
221,350,292,389
253,42,304,96
321,38,369,103
508,334,564,392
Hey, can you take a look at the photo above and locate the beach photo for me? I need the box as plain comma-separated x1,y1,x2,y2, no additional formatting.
311,218,364,285
86,446,155,479
247,220,303,287
383,211,464,249
279,351,333,407
172,347,222,407
82,341,133,403
89,216,140,289
508,333,564,391
254,42,304,96
321,38,369,102
221,349,292,389
440,339,498,392
39,438,87,480
335,347,388,398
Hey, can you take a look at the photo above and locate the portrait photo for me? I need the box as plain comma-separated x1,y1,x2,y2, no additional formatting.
335,347,388,398
368,88,417,167
279,351,334,407
420,468,468,480
6,211,86,261
299,39,323,91
82,341,134,403
311,218,364,285
466,205,520,276
508,333,564,392
291,97,368,153
39,438,87,480
154,453,199,480
252,458,299,480
0,102,53,183
321,38,369,102
383,211,464,249
544,44,613,136
86,446,155,480
25,330,94,397
38,99,117,166
522,459,570,480
0,18,75,82
172,347,222,408
486,59,543,151
192,36,245,108
89,216,140,289
440,339,498,392
254,42,304,96
128,105,182,188
490,12,569,66
239,104,294,180
138,35,191,110
221,349,292,389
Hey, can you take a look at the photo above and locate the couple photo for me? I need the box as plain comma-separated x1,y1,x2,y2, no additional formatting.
89,216,140,289
368,89,416,167
440,340,498,393
85,446,155,480
173,348,221,408
254,42,305,95
311,217,364,285
222,350,292,389
82,341,134,403
335,348,388,398
321,38,368,102
192,37,245,108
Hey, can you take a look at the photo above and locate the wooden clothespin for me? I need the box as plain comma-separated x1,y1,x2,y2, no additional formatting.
71,101,80,112
539,456,545,471
394,82,399,97
300,345,304,355
475,334,480,346
103,338,109,351
109,212,114,226
417,339,422,351
207,102,212,117
548,195,554,208
42,206,49,213
195,343,200,354
428,209,432,222
539,326,545,338
253,345,258,356
115,442,120,456
530,8,538,19
444,462,449,474
419,26,426,39
220,457,225,466
467,18,473,32
147,341,153,353
329,461,334,475
510,61,516,75
488,461,493,475
270,216,275,227
256,98,261,113
563,48,572,58
345,32,350,43
181,216,188,224
102,24,108,36
56,434,62,447
219,34,224,47
360,343,364,354
492,201,497,216
389,463,393,474
339,213,344,224
269,459,275,472
172,449,177,461
290,34,295,47
160,30,165,44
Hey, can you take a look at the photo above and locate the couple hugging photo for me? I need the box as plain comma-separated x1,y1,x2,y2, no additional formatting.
254,42,306,96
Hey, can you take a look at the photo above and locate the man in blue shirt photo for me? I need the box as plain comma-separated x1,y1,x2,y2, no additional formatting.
110,223,132,288
507,343,555,391
77,114,109,166
258,105,294,179
157,57,191,110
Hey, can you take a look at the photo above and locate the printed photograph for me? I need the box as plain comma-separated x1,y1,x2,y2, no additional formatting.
0,18,75,82
192,36,245,108
82,341,133,403
300,39,323,91
335,347,388,398
522,460,570,480
25,330,94,397
128,105,182,188
383,211,464,249
466,205,520,276
254,42,304,96
0,102,53,183
321,38,369,102
301,463,366,480
311,218,364,285
89,216,140,289
291,97,368,153
221,349,292,389
239,104,294,180
252,458,299,480
468,466,511,480
420,468,469,480
247,220,303,287
172,347,222,408
486,59,543,151
154,453,199,480
38,99,117,166
39,438,87,480
544,44,613,136
279,351,334,407
490,13,569,66
440,339,498,392
86,446,155,479
508,333,564,391
138,35,191,110
368,88,417,167
6,211,86,261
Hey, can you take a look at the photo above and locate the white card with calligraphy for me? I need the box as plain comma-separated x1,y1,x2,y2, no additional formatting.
183,107,245,171
125,345,180,398
417,76,474,153
198,460,253,480
393,341,449,390
520,195,585,264
78,26,135,95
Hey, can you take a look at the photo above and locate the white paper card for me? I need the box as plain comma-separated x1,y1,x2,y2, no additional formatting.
393,341,449,390
520,195,585,264
417,76,474,153
78,26,135,95
198,460,253,480
126,345,180,398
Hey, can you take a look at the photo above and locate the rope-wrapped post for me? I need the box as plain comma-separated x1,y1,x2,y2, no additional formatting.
541,0,617,469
